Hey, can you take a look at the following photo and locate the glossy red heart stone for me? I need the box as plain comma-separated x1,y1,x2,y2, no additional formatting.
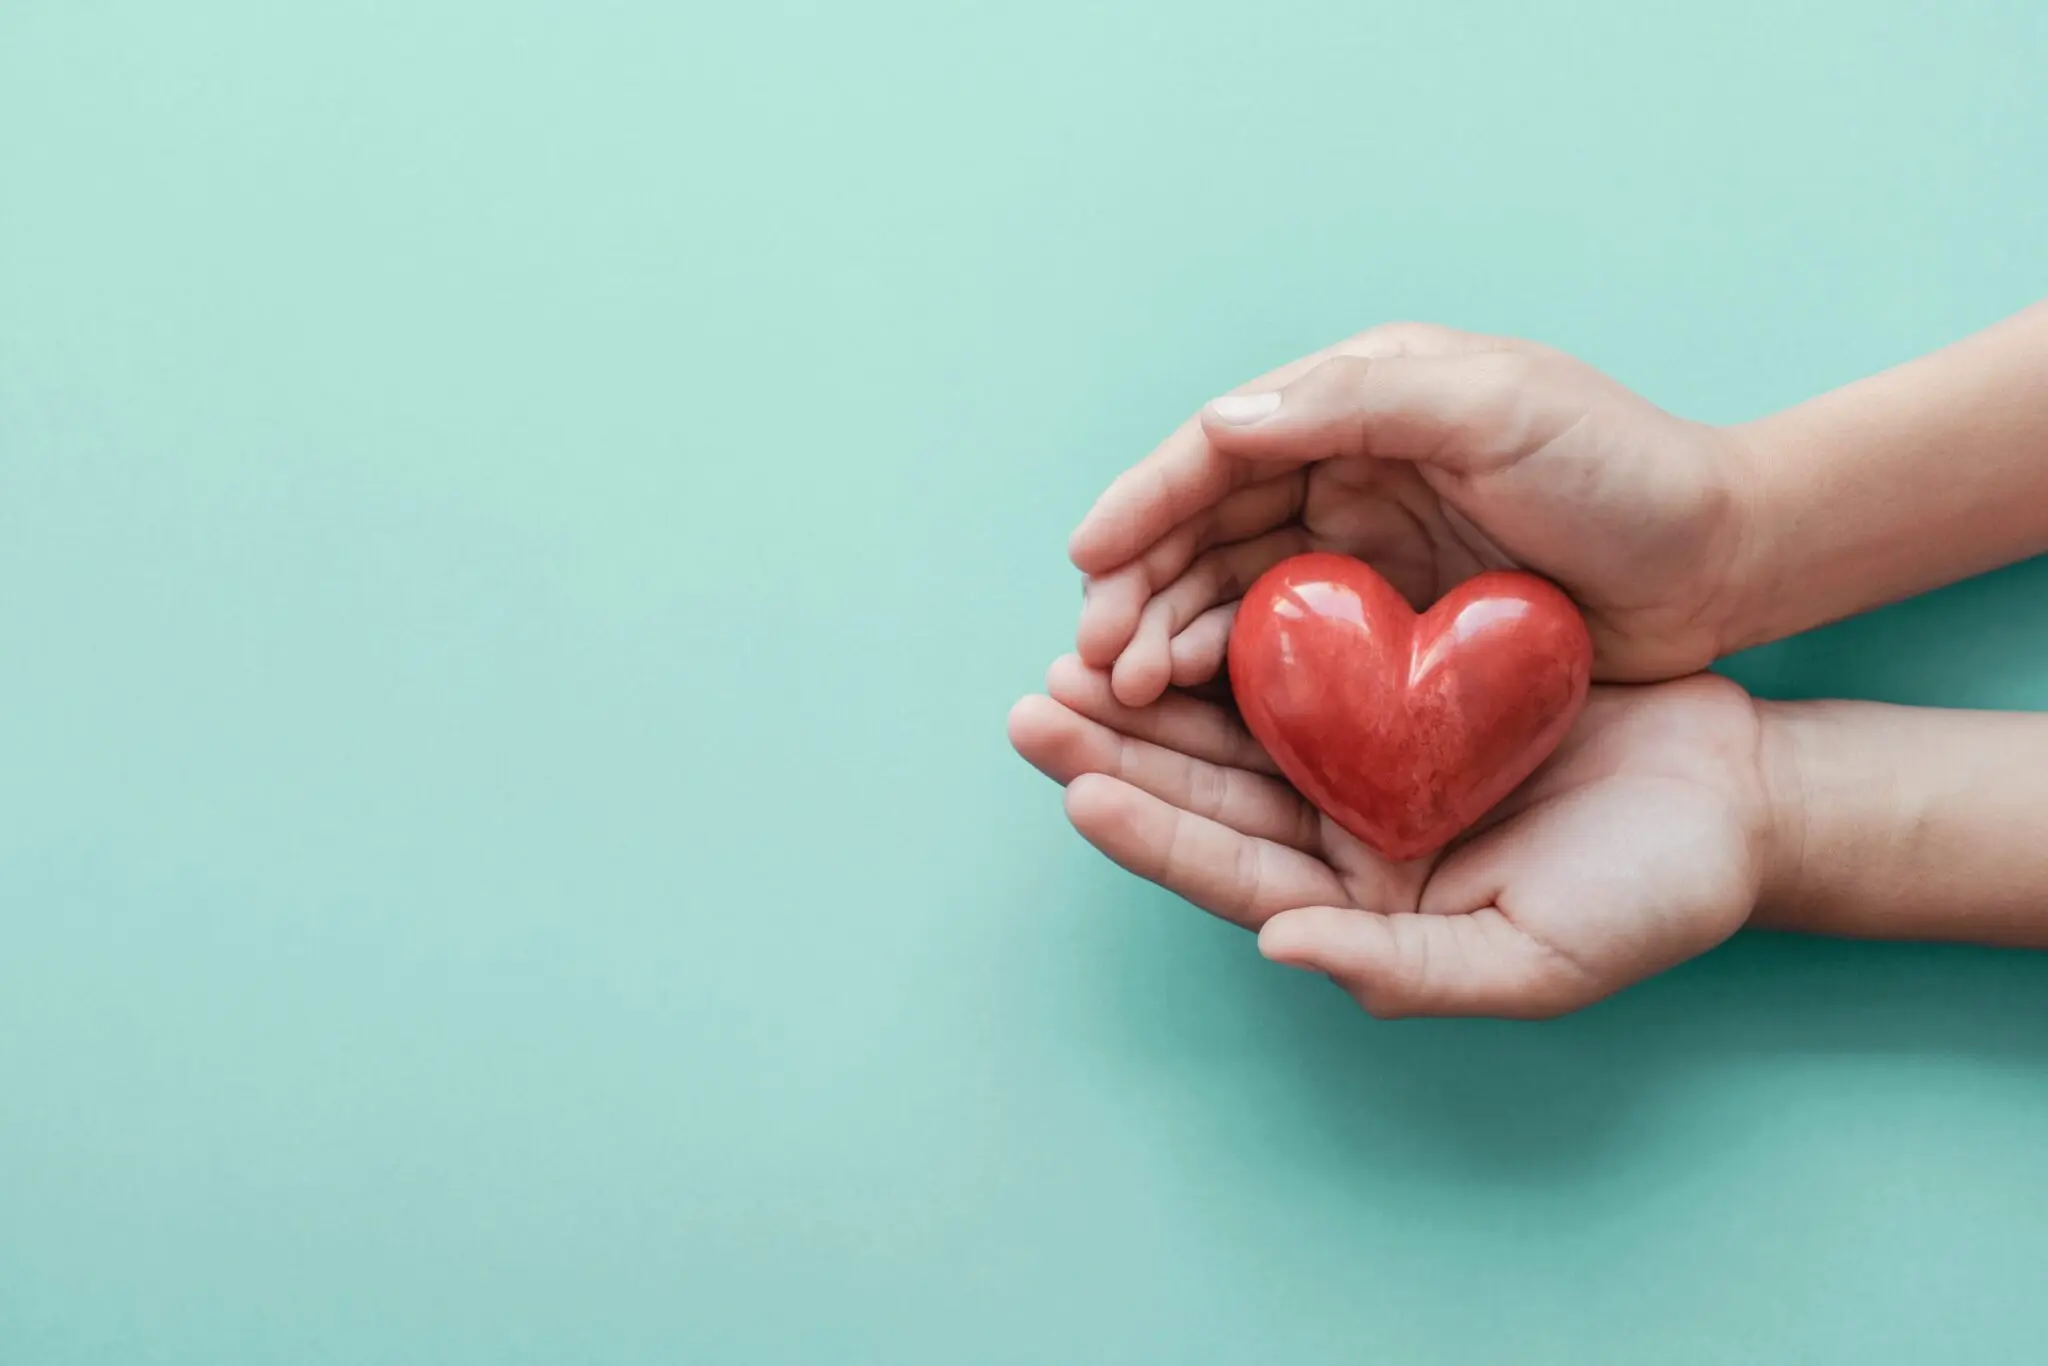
1227,552,1592,862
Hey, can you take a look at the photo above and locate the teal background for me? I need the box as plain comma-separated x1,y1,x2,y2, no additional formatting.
4,2,2048,1361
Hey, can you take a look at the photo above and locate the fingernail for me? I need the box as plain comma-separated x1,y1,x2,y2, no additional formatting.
1257,939,1316,972
1206,391,1282,425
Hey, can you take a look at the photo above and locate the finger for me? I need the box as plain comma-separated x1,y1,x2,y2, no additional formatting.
1274,459,1444,607
1068,357,1324,578
1067,323,1502,576
1076,564,1152,668
1075,474,1303,669
1170,604,1237,689
1111,526,1314,706
1006,695,1319,851
1200,351,1579,475
1065,774,1343,928
1045,653,1279,775
1257,905,1599,1020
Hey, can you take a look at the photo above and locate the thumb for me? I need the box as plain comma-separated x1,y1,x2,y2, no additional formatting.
1257,904,1596,1019
1199,351,1578,475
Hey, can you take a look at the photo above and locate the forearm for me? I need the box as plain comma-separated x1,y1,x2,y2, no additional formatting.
1756,700,2048,945
1728,300,2048,653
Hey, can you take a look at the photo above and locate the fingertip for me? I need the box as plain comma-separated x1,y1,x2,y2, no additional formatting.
1011,691,1119,786
1074,565,1146,667
1256,907,1330,970
1045,652,1097,701
1068,507,1125,576
1063,773,1145,869
1006,693,1071,781
1204,390,1283,426
1256,926,1315,972
1109,649,1166,709
1067,522,1100,573
1198,393,1292,452
1005,692,1057,752
1264,908,1414,1018
1062,771,1126,833
1074,628,1119,671
1169,604,1236,689
1168,644,1210,691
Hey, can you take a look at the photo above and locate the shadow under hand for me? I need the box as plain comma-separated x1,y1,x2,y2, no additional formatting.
1057,560,2048,1189
1072,865,2048,1190
1720,556,2048,709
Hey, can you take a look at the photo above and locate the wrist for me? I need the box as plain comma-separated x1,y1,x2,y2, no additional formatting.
1749,699,1813,930
1707,417,1802,661
1712,303,2048,660
1742,699,2048,948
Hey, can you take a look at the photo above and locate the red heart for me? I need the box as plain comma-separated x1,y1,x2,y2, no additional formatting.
1227,552,1592,862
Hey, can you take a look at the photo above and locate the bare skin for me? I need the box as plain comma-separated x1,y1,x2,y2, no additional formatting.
1011,657,1771,1019
1071,303,2048,703
1068,323,1755,699
1021,301,2048,1018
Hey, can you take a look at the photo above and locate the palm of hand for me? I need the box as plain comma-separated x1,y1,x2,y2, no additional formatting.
1011,657,1769,1018
1288,455,1491,608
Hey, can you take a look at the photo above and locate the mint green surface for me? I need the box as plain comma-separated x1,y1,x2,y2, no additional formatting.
5,3,2048,1362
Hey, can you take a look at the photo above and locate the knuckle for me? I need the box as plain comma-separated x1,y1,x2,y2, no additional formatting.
1292,801,1321,851
1301,352,1375,398
1395,922,1436,1008
1469,348,1542,391
1343,321,1451,357
1230,839,1264,912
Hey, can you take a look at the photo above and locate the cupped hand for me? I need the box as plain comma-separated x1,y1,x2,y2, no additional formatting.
1070,324,1759,700
1007,655,1777,1019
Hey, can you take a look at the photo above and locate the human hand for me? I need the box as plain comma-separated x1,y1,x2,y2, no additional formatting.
1007,656,1778,1018
1069,324,1758,697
